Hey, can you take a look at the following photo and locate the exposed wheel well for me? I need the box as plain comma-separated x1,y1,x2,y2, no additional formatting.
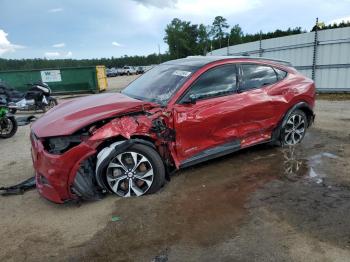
95,135,156,153
130,135,156,148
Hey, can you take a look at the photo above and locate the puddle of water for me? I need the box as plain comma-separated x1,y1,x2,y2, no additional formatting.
68,146,314,260
248,146,350,251
67,133,348,261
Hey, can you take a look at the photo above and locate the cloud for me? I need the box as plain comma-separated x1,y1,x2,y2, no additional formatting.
112,41,122,47
131,0,177,8
52,42,65,48
44,51,72,59
0,29,24,56
44,52,60,58
130,0,261,26
327,16,350,25
48,8,63,13
175,0,261,17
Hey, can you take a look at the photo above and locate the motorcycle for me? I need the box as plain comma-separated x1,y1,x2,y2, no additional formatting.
0,96,17,139
0,81,58,113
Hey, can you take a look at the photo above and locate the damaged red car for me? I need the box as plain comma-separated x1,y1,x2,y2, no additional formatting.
30,56,316,203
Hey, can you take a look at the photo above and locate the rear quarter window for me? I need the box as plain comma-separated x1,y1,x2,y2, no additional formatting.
240,64,278,91
274,68,288,80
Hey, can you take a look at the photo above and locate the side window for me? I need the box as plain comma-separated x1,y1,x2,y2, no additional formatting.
182,64,237,101
274,68,287,80
240,64,277,91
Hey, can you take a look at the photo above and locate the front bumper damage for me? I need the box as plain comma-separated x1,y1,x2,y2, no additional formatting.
31,132,98,203
29,110,173,204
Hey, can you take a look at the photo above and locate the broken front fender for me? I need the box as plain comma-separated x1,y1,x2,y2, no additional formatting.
89,115,154,141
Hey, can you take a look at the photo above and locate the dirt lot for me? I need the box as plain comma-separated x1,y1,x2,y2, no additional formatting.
1,75,350,262
107,74,140,93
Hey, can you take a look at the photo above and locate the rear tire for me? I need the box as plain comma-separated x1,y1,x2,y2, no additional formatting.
280,109,307,146
43,98,58,112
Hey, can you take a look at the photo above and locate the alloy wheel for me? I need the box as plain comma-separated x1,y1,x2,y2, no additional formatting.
284,113,306,145
106,151,154,197
44,100,56,111
0,118,13,136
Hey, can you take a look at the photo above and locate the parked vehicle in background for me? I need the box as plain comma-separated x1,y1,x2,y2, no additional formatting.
0,81,23,107
30,56,316,203
122,66,136,75
106,68,119,77
136,66,145,74
0,98,17,138
3,81,58,113
116,68,124,75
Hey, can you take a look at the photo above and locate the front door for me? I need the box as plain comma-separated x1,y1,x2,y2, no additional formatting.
173,64,241,165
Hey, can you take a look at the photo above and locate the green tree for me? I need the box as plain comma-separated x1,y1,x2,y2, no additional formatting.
210,16,229,49
229,24,243,45
197,24,210,55
164,18,199,59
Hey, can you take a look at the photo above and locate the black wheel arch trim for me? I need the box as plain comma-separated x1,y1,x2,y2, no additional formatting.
281,101,315,128
131,138,156,149
95,140,134,191
271,101,315,144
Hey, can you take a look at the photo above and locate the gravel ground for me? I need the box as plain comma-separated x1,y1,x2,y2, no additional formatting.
107,74,140,93
0,75,350,262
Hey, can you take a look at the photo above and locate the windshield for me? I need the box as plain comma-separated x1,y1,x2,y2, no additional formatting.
122,64,195,105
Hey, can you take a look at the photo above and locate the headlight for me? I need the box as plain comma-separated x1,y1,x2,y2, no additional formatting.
45,136,82,154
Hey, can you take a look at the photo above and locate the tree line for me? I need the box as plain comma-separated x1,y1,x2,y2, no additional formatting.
0,17,349,71
164,16,306,58
0,53,171,71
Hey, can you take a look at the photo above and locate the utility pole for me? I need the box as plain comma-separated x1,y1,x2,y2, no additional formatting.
176,39,179,59
312,17,319,80
158,44,161,64
227,36,230,55
259,30,262,57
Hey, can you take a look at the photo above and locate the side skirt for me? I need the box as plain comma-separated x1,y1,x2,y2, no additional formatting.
179,140,241,169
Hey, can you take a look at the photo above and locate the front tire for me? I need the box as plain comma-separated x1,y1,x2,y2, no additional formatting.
0,116,18,139
9,108,17,114
281,109,307,146
104,143,165,197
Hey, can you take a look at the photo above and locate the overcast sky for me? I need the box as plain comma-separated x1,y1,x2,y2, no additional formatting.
0,0,349,59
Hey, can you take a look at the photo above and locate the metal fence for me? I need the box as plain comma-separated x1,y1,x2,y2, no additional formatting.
209,27,350,92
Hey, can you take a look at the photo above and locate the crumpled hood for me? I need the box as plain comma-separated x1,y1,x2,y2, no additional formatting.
32,93,151,138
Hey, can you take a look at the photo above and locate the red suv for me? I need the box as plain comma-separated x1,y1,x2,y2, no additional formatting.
30,56,315,203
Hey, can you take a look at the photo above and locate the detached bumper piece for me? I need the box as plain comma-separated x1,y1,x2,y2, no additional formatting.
0,176,36,196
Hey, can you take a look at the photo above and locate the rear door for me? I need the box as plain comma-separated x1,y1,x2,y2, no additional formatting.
236,63,280,147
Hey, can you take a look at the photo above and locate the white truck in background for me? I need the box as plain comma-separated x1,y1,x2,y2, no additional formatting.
121,66,136,75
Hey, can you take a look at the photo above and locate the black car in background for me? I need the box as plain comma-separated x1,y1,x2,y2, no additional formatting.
136,66,144,74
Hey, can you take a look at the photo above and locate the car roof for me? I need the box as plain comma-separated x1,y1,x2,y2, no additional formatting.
163,55,293,68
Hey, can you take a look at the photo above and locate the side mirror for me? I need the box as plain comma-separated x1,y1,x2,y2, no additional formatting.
182,94,197,105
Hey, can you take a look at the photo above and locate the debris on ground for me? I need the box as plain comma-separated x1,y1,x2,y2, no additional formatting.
111,216,121,222
16,115,36,126
0,176,36,196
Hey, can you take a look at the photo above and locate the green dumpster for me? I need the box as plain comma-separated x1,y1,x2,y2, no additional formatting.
0,66,107,94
